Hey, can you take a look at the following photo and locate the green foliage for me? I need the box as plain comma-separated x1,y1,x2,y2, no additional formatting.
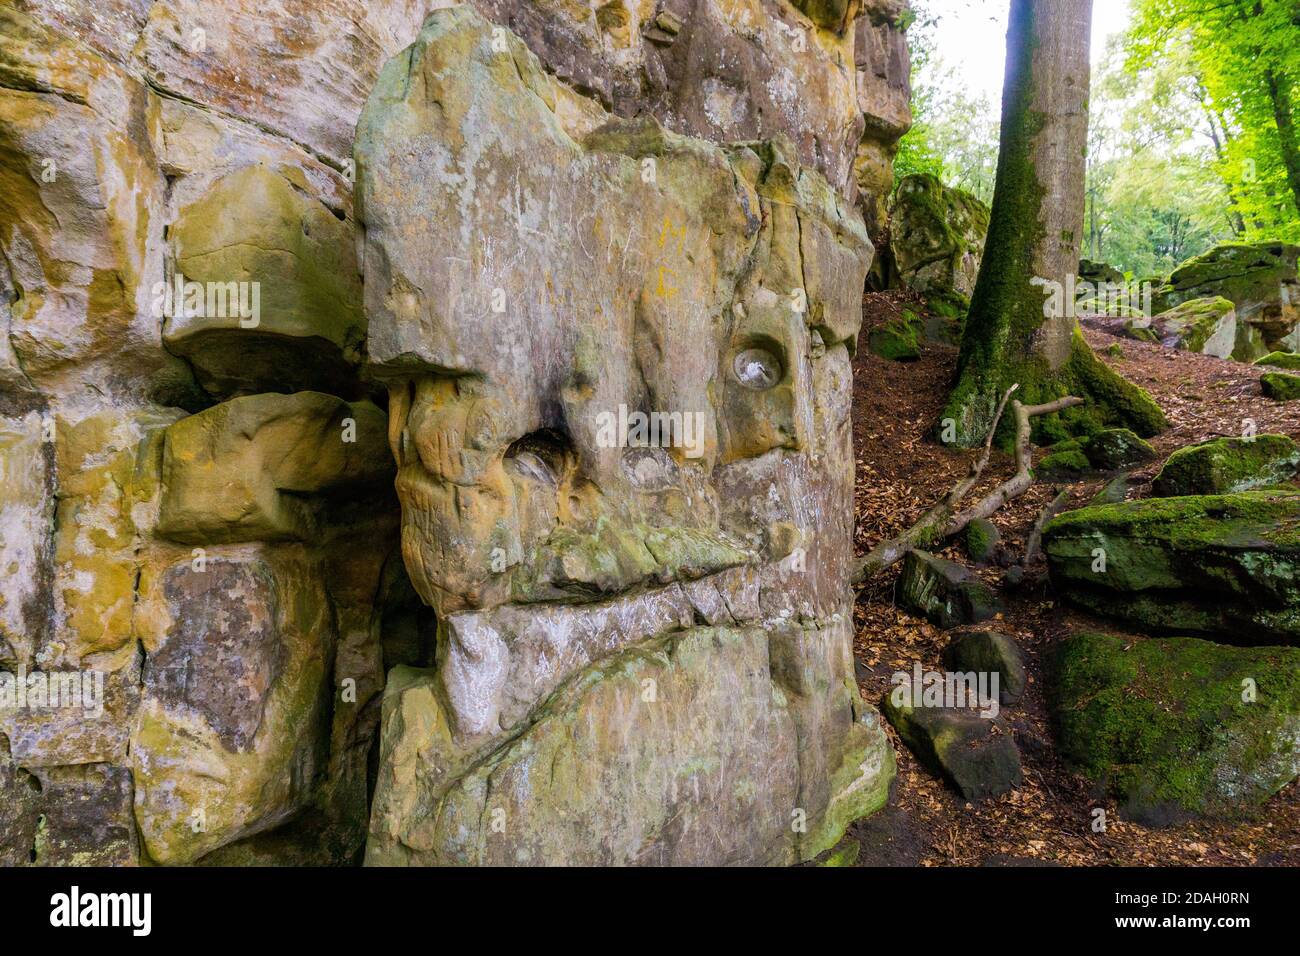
1126,0,1300,246
893,0,999,201
1087,33,1237,277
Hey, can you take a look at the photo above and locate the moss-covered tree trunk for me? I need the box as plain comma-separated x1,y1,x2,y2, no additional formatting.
942,0,1167,446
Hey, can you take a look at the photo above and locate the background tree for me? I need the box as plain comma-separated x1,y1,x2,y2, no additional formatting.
1086,35,1236,276
941,0,1166,447
1128,0,1300,241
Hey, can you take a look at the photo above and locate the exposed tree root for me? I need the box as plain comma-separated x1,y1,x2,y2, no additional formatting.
852,388,1083,584
1024,488,1072,566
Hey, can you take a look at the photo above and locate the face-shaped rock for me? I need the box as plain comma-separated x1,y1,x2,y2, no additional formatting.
357,8,871,620
357,9,890,865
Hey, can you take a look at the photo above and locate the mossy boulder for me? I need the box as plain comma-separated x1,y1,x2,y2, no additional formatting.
1152,435,1300,496
1262,372,1300,401
1255,351,1300,370
1043,492,1300,646
1036,442,1092,479
868,308,922,361
882,693,1022,801
942,630,1027,704
1145,296,1238,359
1078,259,1124,286
889,173,989,317
1052,632,1300,823
1082,428,1158,471
1154,242,1300,350
964,518,1001,564
1037,428,1156,479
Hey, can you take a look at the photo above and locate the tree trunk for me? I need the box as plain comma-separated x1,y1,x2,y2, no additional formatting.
941,0,1166,446
1202,97,1248,234
1265,68,1300,218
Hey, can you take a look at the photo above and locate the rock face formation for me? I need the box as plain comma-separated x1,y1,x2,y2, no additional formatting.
358,7,891,866
0,1,910,866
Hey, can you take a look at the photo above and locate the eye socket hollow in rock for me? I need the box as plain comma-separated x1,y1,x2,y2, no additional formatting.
504,428,573,486
732,346,783,390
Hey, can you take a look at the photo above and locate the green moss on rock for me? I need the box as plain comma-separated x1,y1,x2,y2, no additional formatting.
868,310,922,361
1262,372,1300,401
1043,491,1300,645
1052,632,1300,823
964,517,1000,563
1255,351,1300,370
1152,435,1300,496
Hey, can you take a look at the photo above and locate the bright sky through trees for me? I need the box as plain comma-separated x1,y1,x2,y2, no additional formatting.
927,0,1133,105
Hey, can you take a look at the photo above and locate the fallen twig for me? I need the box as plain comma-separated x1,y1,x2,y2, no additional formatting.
852,390,1084,584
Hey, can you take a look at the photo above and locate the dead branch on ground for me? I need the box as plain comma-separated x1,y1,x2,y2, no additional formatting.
852,389,1084,585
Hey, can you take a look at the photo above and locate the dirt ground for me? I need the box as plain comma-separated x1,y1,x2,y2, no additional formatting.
844,290,1300,867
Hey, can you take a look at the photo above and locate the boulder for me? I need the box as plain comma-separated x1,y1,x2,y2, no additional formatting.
1053,632,1300,823
1155,242,1300,351
1143,296,1238,359
1262,372,1300,400
943,630,1027,704
1152,435,1300,496
1083,428,1159,471
1037,428,1156,479
1255,351,1300,370
882,693,1023,801
888,173,990,318
868,308,922,361
1078,259,1124,286
964,518,1001,565
897,550,1002,628
1044,492,1300,645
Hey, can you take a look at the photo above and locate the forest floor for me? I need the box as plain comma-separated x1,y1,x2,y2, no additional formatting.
843,290,1300,867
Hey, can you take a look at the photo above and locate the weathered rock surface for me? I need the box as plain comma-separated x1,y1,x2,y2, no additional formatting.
1262,371,1300,400
882,694,1022,801
897,550,1002,628
963,518,1001,565
1086,296,1251,360
943,630,1026,705
1256,351,1300,370
1053,632,1300,824
157,392,391,544
1152,435,1300,497
164,165,367,399
1078,259,1124,286
1155,242,1300,352
357,7,893,866
1044,492,1300,646
1147,297,1238,359
1,0,910,866
1037,427,1157,479
855,1,914,233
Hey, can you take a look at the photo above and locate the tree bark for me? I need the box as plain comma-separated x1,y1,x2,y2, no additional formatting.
941,0,1165,447
1265,68,1300,219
